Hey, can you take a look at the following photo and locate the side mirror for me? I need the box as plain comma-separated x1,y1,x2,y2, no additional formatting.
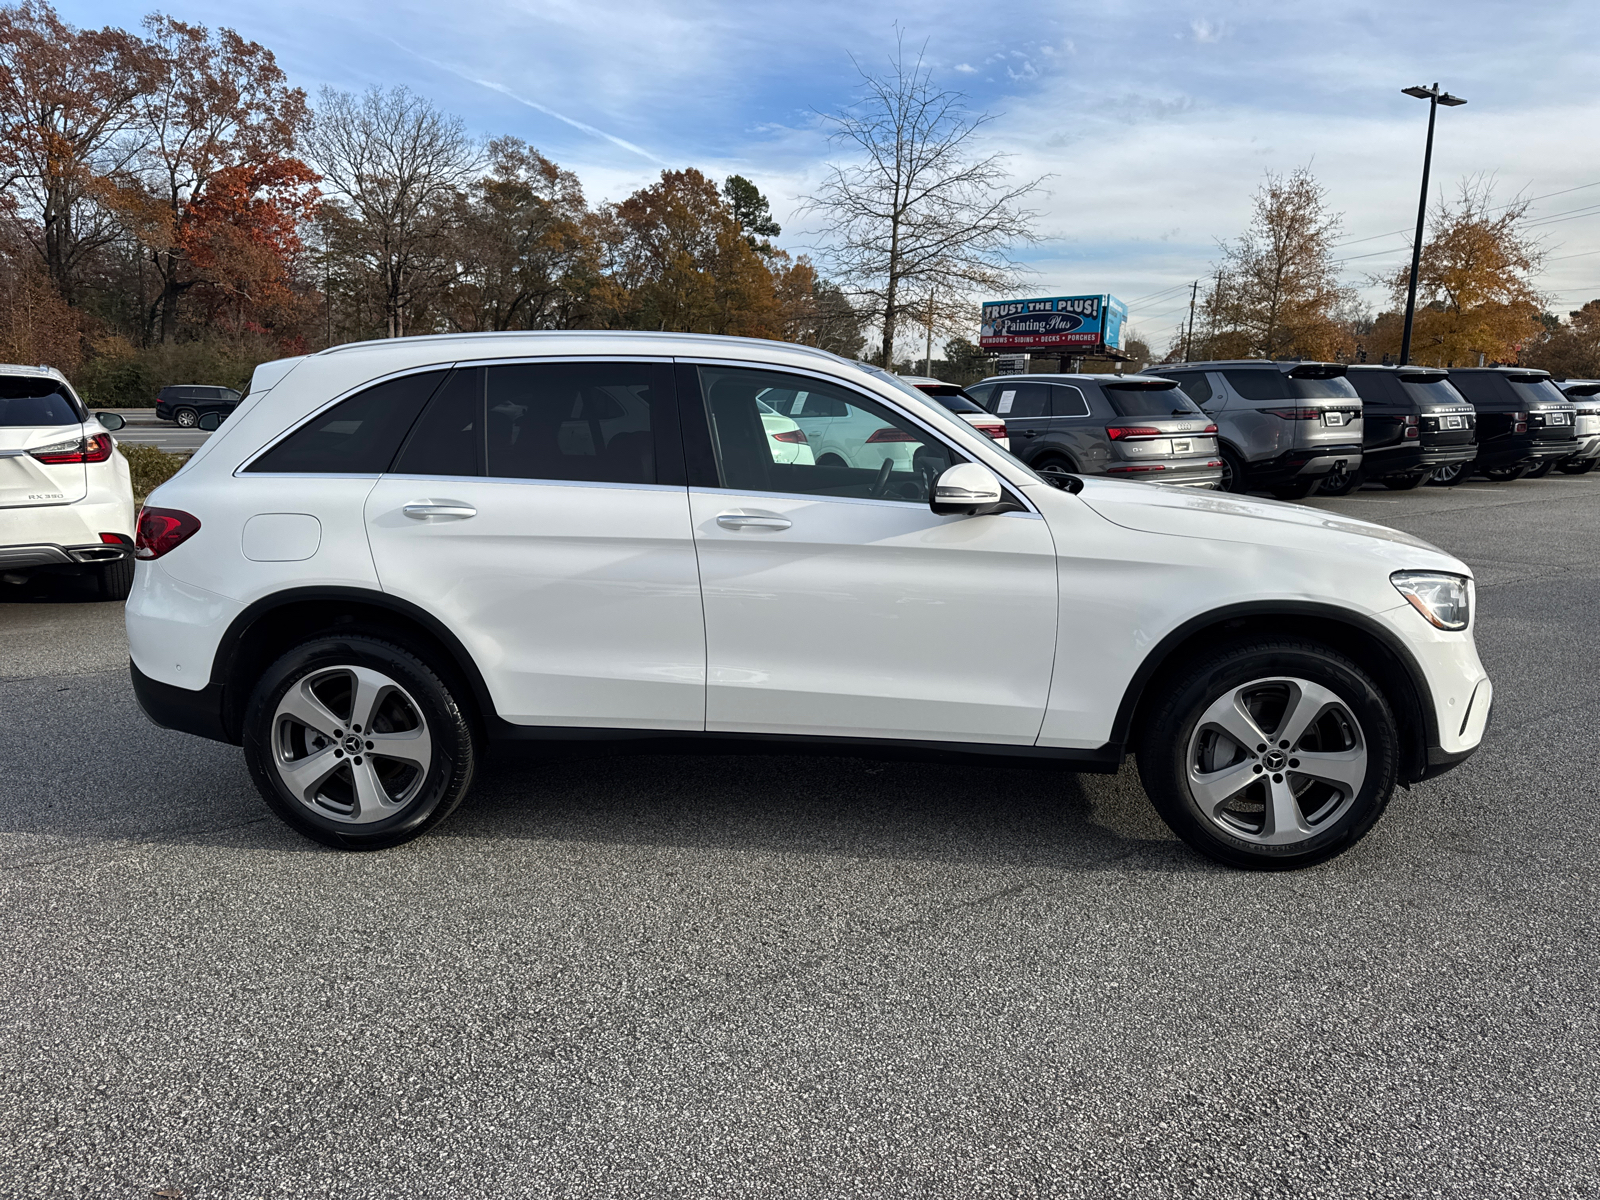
95,412,125,431
930,462,1014,516
197,411,224,431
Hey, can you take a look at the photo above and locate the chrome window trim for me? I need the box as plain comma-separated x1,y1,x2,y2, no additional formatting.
674,355,1044,516
383,473,686,495
689,484,1044,518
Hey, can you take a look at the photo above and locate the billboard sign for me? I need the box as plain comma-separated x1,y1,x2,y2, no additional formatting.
979,294,1127,353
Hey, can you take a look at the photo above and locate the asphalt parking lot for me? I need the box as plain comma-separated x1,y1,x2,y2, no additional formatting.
3,475,1598,1199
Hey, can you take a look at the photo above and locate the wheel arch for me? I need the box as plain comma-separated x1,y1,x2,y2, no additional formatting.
1028,448,1080,473
1114,601,1438,785
209,586,497,743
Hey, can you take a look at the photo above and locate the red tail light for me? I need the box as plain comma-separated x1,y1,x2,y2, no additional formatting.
1203,424,1218,434
29,433,114,464
770,428,808,444
1404,426,1420,438
135,507,201,560
971,421,1007,439
1262,407,1322,421
99,532,132,546
865,427,917,443
1106,426,1164,440
1511,411,1528,434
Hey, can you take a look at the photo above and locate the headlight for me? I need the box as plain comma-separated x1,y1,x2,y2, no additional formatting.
1391,571,1470,631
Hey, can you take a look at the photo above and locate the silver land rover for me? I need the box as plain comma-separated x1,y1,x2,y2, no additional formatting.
1147,361,1364,498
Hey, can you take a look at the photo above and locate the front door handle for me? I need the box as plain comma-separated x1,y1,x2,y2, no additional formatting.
716,512,792,531
404,501,477,521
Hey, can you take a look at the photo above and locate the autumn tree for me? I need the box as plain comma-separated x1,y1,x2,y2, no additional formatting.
1367,180,1545,367
308,85,477,338
1196,167,1353,361
0,1,153,304
804,36,1041,367
1520,300,1600,378
444,137,600,332
0,254,81,371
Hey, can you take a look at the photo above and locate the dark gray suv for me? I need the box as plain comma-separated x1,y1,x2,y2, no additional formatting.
1148,361,1365,498
966,373,1222,488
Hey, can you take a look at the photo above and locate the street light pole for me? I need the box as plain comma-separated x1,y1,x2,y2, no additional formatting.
1399,83,1466,366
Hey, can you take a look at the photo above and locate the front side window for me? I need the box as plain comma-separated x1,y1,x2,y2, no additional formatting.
989,382,1052,418
698,366,961,503
247,370,448,474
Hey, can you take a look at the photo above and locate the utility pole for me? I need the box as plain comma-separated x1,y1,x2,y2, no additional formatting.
924,289,935,377
1184,279,1199,361
1399,82,1467,365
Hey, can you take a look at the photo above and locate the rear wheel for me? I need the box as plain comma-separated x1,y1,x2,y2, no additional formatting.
93,556,134,601
1483,463,1529,482
242,635,477,850
1427,461,1468,486
1381,471,1430,490
1524,458,1556,479
1269,477,1319,500
174,407,199,428
1032,454,1078,486
1558,457,1597,475
1136,640,1398,870
1315,464,1362,496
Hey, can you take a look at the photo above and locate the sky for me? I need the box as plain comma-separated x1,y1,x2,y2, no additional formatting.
58,0,1600,354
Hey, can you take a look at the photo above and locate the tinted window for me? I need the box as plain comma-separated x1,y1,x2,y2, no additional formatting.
393,368,481,477
1051,385,1090,417
1168,373,1212,405
699,366,961,503
1346,371,1406,407
990,382,1051,418
966,383,995,406
1103,384,1202,418
0,376,80,426
1223,369,1355,402
930,391,986,415
247,370,447,473
1400,378,1470,409
1291,375,1358,400
1507,377,1568,407
485,360,664,484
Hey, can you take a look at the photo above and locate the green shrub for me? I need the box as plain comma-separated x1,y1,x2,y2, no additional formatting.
75,335,281,407
118,442,189,504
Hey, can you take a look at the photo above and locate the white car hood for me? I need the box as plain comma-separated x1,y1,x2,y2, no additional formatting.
1070,476,1465,570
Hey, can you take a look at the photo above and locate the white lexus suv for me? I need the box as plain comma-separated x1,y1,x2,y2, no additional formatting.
126,333,1492,869
1,364,136,599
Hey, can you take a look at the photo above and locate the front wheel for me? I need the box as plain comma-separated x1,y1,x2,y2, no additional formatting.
1136,640,1398,870
1558,457,1597,475
242,635,477,850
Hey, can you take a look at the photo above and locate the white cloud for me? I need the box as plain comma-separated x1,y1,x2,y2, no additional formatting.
1190,18,1225,43
954,63,976,73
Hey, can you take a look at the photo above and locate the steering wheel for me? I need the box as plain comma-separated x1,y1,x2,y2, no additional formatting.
870,458,895,496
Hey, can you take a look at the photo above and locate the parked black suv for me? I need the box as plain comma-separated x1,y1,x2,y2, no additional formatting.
1444,368,1577,482
1340,366,1478,490
965,373,1222,487
155,384,242,428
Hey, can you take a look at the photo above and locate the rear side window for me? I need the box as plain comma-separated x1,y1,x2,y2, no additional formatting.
1103,385,1202,418
0,376,81,426
486,361,665,484
246,370,447,473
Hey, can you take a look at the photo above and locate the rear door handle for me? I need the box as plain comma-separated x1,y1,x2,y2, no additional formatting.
404,501,477,521
1020,429,1039,438
716,513,791,531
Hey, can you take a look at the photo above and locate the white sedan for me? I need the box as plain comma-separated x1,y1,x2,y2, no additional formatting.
0,364,136,599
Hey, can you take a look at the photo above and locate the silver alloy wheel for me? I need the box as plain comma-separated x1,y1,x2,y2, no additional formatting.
1185,675,1366,846
175,407,198,428
1428,462,1464,485
1036,459,1075,485
271,664,433,824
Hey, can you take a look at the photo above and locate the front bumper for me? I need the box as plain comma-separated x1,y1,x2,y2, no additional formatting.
1375,601,1493,781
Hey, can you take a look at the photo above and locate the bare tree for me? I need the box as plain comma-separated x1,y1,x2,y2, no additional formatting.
803,37,1043,367
307,85,477,338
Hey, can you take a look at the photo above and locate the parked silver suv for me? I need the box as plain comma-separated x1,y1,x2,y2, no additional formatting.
1148,361,1364,498
966,373,1222,488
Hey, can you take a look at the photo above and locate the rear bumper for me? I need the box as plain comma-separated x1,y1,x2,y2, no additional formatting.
1242,445,1363,487
1102,456,1222,488
1559,435,1600,463
1478,436,1577,470
1364,443,1478,478
0,541,131,572
130,659,235,744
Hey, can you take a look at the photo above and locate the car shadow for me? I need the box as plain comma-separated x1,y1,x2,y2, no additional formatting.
0,570,106,603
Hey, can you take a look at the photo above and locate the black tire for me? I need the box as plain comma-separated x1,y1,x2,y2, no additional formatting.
93,556,134,601
1381,471,1430,490
1524,458,1556,479
1427,461,1468,486
174,407,199,428
242,635,477,850
1558,457,1597,475
1032,454,1078,486
1217,447,1247,493
1483,463,1529,482
816,453,847,467
1136,639,1399,870
1269,477,1319,500
1316,465,1362,496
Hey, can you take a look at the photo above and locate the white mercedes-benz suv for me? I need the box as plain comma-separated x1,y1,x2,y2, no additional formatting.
126,333,1492,869
1,364,136,599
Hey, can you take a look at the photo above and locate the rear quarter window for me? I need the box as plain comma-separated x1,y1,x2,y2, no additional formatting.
246,370,449,473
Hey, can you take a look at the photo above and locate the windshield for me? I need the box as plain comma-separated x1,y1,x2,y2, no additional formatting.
1223,369,1356,402
1105,386,1203,418
0,376,81,426
1508,378,1569,407
1400,378,1471,409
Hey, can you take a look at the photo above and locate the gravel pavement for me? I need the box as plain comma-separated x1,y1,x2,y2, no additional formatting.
2,474,1597,1199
